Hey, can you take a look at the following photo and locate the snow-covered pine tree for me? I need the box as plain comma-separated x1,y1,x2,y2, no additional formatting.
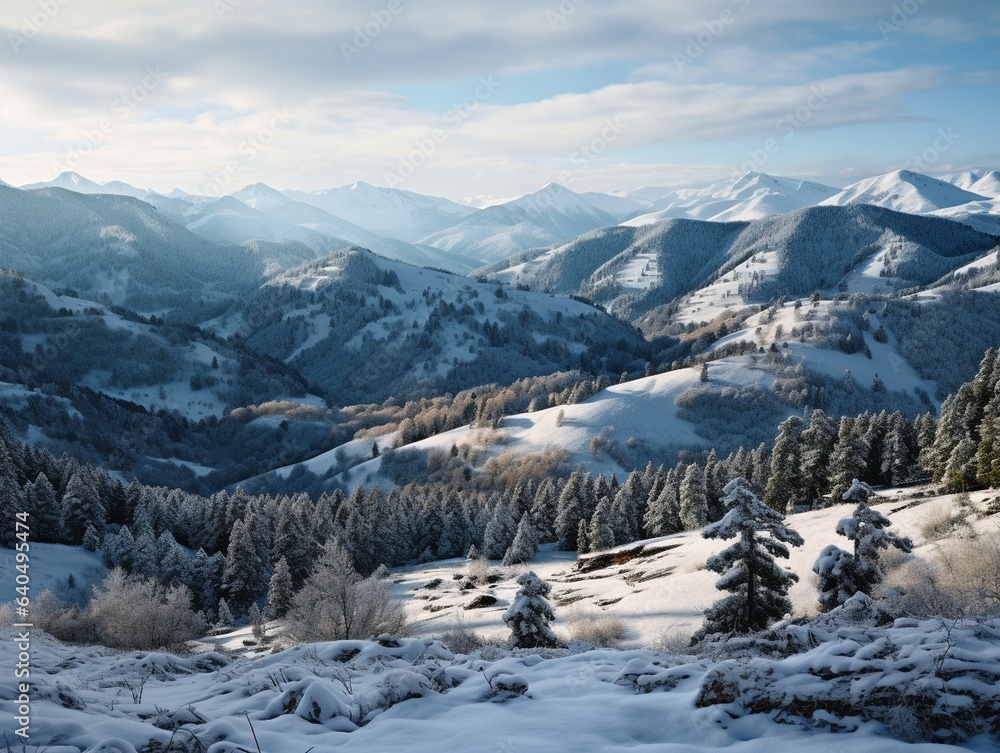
799,409,839,505
267,556,294,617
249,602,267,641
978,382,1000,488
576,518,591,555
679,463,708,530
588,495,616,551
272,496,314,588
482,497,519,559
503,571,561,648
839,485,912,593
223,514,270,615
554,471,590,550
693,477,803,640
503,512,539,566
529,477,559,542
814,479,912,610
827,417,870,503
26,472,61,543
62,468,106,545
644,467,682,537
765,416,806,512
215,597,235,627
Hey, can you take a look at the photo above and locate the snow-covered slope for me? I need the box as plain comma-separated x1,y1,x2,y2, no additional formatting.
0,184,262,316
496,204,999,324
421,183,620,263
821,169,989,214
285,181,477,242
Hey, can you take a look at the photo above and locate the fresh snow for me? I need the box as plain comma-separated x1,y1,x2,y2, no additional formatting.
821,169,989,214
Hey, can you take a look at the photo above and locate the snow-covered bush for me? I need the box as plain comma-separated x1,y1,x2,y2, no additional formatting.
565,611,627,647
287,541,407,642
503,571,561,648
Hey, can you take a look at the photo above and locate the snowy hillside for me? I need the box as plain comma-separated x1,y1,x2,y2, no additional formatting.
208,246,651,407
493,205,999,324
0,185,261,317
821,169,989,214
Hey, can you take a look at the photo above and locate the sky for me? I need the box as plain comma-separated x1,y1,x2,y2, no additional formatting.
1,0,998,200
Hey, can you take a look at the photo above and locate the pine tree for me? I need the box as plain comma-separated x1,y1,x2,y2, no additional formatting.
267,556,294,618
588,495,616,551
529,478,559,542
27,473,61,543
611,472,645,543
942,437,979,493
814,488,912,610
765,416,805,512
216,598,235,627
693,478,803,640
503,571,560,648
554,471,589,550
643,468,683,537
62,468,106,545
223,515,270,615
576,518,591,555
799,409,838,505
0,477,21,548
249,602,267,642
482,498,519,560
827,417,869,503
503,513,538,566
978,383,1000,488
679,464,708,530
272,498,314,588
81,524,101,552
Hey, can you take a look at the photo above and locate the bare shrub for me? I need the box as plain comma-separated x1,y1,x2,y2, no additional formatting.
286,541,407,642
565,611,627,647
439,613,487,654
88,569,207,650
881,531,1000,618
919,500,973,542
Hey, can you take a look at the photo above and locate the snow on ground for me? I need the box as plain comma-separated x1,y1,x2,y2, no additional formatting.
672,249,779,326
396,487,997,647
6,489,1000,753
0,542,105,606
614,251,661,291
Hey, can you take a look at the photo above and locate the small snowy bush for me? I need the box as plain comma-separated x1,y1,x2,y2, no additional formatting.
503,571,561,649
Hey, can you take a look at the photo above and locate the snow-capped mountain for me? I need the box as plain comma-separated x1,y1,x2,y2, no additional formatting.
420,182,621,263
188,183,482,274
284,181,477,242
625,172,840,225
940,169,1000,197
821,169,989,214
20,171,150,198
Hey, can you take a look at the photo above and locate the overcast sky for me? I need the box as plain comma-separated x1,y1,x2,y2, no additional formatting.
1,0,998,199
